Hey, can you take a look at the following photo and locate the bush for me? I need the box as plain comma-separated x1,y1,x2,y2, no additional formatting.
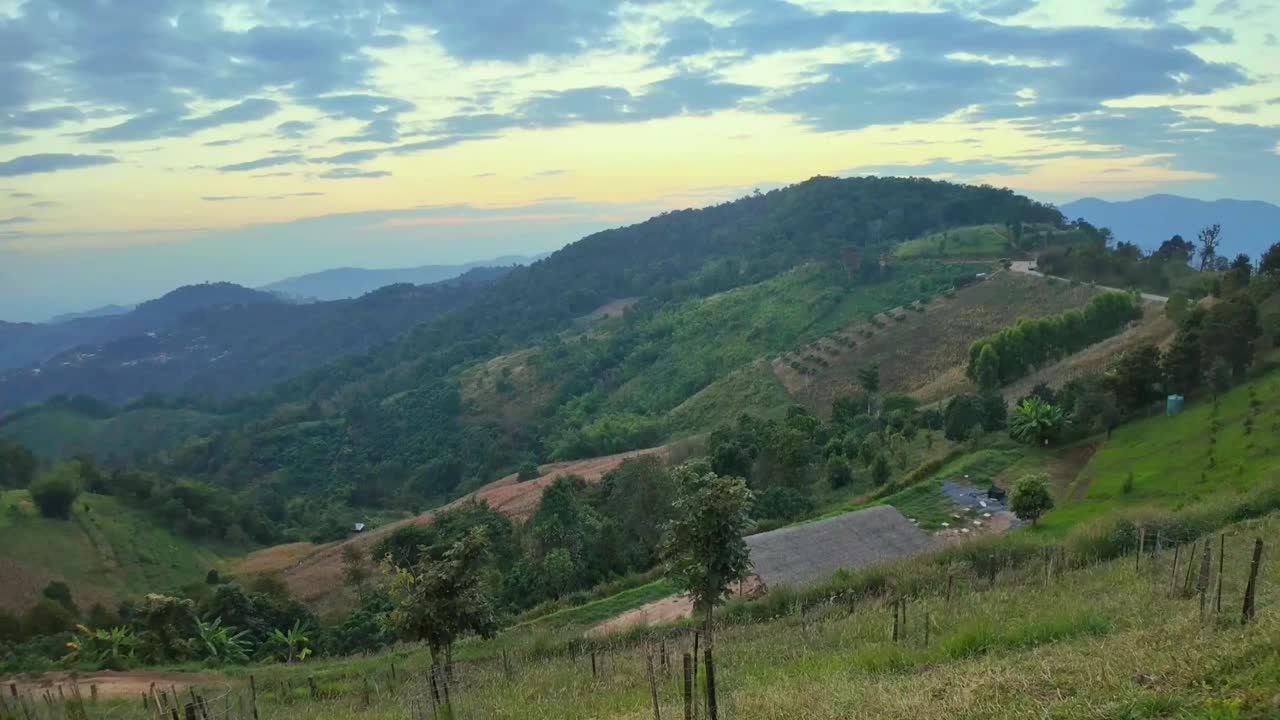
827,457,854,489
517,461,542,482
1009,474,1054,525
21,599,73,638
29,465,81,519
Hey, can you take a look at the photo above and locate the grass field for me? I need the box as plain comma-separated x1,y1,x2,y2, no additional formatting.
512,579,677,632
665,361,794,436
1037,369,1280,534
893,224,1013,258
0,490,238,613
0,407,226,461
53,509,1280,719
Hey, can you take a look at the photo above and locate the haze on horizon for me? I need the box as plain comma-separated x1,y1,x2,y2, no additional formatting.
1,0,1278,321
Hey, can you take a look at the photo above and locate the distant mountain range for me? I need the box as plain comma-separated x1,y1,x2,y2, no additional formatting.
1059,195,1279,260
48,304,135,323
0,268,512,412
259,254,548,301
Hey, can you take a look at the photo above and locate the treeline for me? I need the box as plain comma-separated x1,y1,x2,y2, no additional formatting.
966,291,1143,387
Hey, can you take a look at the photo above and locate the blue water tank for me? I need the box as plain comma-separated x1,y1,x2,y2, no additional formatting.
1167,395,1185,416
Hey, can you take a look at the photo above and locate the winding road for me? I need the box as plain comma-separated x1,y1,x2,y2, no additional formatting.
1008,260,1169,304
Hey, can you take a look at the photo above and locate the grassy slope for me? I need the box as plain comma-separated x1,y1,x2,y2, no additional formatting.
774,271,1100,414
1039,369,1280,533
0,490,238,613
665,361,794,436
892,223,1013,258
0,407,225,461
145,513,1280,720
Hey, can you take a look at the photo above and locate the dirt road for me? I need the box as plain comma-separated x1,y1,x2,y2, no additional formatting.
1009,261,1168,303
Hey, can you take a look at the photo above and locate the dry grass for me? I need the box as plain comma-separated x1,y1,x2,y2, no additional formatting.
774,273,1100,416
235,446,672,613
1002,299,1177,404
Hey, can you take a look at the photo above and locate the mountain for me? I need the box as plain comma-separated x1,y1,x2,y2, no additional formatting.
130,177,1064,517
0,282,281,371
1059,194,1280,259
260,254,547,301
0,267,511,413
47,304,134,323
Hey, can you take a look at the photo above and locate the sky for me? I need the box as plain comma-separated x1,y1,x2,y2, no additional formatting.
1,0,1278,321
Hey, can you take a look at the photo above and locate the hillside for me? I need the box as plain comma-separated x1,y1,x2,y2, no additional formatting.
260,254,546,301
0,490,236,613
1061,194,1280,259
148,177,1063,523
0,267,510,415
0,404,226,462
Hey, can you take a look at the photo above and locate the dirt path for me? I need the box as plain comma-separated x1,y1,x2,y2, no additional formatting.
1009,261,1168,303
1,670,224,700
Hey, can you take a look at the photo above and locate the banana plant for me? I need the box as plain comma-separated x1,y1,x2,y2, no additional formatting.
269,621,312,663
190,617,251,664
65,624,139,669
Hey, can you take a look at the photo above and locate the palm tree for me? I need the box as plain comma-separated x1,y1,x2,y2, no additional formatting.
1009,397,1064,446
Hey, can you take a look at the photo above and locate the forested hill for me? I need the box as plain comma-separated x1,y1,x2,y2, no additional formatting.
0,282,280,370
0,267,510,412
153,176,1062,537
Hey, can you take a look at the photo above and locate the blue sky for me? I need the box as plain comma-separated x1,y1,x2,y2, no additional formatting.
1,0,1278,320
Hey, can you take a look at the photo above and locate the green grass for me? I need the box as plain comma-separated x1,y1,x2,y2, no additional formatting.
512,579,677,631
665,361,793,436
0,407,226,461
893,224,1012,258
1038,370,1280,534
0,490,240,612
72,511,1280,719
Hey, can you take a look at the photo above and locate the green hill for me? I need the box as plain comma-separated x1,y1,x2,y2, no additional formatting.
893,223,1013,258
0,490,241,614
0,405,226,462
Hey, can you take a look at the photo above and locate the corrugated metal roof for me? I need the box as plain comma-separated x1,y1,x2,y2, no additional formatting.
746,505,934,587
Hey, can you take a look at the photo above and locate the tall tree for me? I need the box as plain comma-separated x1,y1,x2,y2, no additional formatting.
340,544,370,597
1197,223,1221,272
973,344,1002,392
387,527,498,679
857,364,881,414
1200,296,1261,380
660,464,754,646
1153,234,1195,263
1261,242,1280,279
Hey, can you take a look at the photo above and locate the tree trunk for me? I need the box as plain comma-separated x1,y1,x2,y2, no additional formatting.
703,603,714,649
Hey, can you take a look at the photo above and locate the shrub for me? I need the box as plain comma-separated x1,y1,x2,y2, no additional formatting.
1009,474,1054,525
29,465,81,520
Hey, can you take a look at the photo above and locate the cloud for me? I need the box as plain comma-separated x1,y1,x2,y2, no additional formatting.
203,139,241,147
0,216,35,225
268,191,326,199
0,131,27,145
4,106,85,129
319,167,391,179
306,94,418,144
30,200,60,208
530,169,568,177
276,121,315,139
1109,0,1195,20
10,192,34,198
391,1,635,62
941,0,1035,17
83,99,280,142
1222,103,1256,112
0,153,118,177
201,196,251,202
218,153,305,172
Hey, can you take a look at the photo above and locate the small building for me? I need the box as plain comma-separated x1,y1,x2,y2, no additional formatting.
745,505,934,589
354,522,366,533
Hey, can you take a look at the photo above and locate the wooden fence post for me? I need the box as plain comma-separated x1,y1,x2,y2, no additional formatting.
1216,534,1226,614
692,632,701,720
704,649,718,720
646,648,662,720
988,554,997,588
502,649,511,678
249,675,259,720
1182,540,1199,596
945,574,953,604
184,702,197,720
1242,538,1264,625
1136,528,1145,572
924,609,931,647
308,677,318,699
683,653,694,720
891,599,900,643
1169,545,1181,597
391,662,397,684
591,652,598,680
1197,540,1212,620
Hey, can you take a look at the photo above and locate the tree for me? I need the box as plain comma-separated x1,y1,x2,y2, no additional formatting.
42,581,77,615
0,440,38,489
21,599,73,637
1009,398,1065,446
857,364,880,414
1197,224,1221,271
387,526,498,675
267,621,313,663
341,544,371,596
944,394,985,441
1164,290,1189,322
1106,345,1163,413
1223,253,1253,293
660,465,753,646
1009,474,1054,526
973,344,1001,392
827,456,853,489
1199,295,1261,380
1261,242,1280,279
516,461,541,482
871,454,892,486
1153,234,1195,263
29,464,81,519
